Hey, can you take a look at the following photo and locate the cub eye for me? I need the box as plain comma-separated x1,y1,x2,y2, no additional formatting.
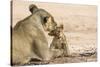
57,30,60,33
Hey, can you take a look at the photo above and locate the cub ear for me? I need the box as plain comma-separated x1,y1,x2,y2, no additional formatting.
60,24,64,30
29,4,38,14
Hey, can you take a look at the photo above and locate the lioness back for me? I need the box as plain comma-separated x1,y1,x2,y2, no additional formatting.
12,4,57,65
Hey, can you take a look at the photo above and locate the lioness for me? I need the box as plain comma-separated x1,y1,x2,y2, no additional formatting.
11,4,57,65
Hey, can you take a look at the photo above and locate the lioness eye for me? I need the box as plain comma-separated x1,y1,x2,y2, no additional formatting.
43,17,48,23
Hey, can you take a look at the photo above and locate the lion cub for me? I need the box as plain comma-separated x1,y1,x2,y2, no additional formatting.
49,24,69,57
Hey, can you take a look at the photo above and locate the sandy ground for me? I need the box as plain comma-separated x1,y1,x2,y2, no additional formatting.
12,0,97,65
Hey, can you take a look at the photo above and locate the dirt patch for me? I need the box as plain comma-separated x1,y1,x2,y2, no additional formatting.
24,52,97,65
50,53,97,64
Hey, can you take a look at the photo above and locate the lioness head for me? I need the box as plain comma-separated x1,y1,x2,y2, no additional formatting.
29,4,57,32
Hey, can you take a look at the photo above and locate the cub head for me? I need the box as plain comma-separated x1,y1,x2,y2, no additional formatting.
48,24,64,37
29,4,57,32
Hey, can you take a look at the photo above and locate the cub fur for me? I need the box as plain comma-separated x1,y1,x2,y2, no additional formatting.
49,24,69,57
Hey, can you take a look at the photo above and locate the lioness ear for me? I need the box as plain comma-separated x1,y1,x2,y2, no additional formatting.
29,4,38,14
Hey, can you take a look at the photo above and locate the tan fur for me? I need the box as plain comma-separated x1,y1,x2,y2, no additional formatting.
49,24,69,57
11,4,57,66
